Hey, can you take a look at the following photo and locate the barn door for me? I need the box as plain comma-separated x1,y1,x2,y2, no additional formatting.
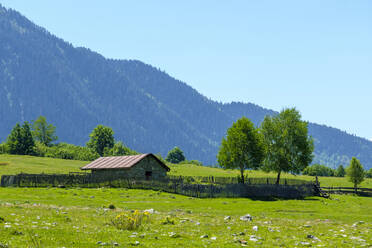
145,171,152,180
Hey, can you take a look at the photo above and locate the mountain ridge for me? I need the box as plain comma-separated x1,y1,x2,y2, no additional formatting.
1,4,372,169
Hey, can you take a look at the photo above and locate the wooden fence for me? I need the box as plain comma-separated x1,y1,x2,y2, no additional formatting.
320,187,372,197
0,173,314,199
167,175,312,186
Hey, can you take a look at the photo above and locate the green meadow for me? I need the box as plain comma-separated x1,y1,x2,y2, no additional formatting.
0,155,371,247
0,154,371,188
0,188,371,247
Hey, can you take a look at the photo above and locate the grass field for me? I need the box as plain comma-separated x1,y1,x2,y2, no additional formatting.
0,155,371,247
0,188,371,247
1,154,371,188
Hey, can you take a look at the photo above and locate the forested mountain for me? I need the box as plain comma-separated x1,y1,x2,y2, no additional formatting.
1,5,371,169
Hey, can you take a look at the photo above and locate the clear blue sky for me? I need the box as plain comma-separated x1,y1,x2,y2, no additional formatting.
1,0,371,140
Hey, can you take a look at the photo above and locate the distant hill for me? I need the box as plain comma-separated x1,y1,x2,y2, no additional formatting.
1,5,371,169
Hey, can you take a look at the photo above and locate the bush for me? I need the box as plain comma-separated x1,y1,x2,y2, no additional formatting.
335,165,346,177
166,147,186,164
39,143,99,161
179,160,203,166
33,141,49,157
111,210,150,230
366,168,372,178
103,142,138,157
303,164,335,177
161,216,175,225
0,143,8,154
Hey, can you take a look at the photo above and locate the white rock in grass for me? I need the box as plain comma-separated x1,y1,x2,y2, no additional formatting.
240,214,252,222
252,226,258,231
224,216,231,221
200,234,208,239
4,225,11,228
169,232,180,238
307,234,320,241
211,237,217,240
249,236,258,242
144,209,154,214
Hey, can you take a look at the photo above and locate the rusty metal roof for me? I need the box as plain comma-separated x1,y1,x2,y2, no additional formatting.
80,153,170,171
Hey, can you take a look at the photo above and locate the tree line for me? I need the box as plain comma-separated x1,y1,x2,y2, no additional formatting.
0,116,195,165
217,108,369,188
0,116,137,161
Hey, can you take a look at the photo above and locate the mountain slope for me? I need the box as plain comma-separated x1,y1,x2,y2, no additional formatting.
1,5,371,169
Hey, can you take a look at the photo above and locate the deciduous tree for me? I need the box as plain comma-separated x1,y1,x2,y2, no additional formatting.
217,117,265,183
87,125,115,156
260,108,314,184
346,157,365,192
166,147,186,164
32,116,58,146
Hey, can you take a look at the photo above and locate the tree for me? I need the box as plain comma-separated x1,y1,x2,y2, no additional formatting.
166,147,186,164
346,157,365,192
302,164,335,177
87,125,115,156
32,116,58,146
335,165,346,177
260,108,314,184
365,168,372,178
103,141,138,156
6,122,35,155
217,117,265,183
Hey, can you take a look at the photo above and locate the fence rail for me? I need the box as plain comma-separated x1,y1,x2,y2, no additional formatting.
0,173,314,199
167,175,312,186
320,187,372,196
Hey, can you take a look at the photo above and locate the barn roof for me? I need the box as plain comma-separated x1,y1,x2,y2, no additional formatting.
80,153,170,171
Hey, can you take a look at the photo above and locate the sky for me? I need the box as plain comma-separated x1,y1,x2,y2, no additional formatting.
1,1,371,140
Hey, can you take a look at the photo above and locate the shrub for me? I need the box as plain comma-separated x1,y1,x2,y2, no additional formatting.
161,216,175,225
103,142,138,157
43,143,99,161
166,147,186,164
108,204,116,210
366,168,372,178
111,210,150,230
33,141,49,157
335,165,346,177
0,143,8,154
178,160,203,166
302,164,335,177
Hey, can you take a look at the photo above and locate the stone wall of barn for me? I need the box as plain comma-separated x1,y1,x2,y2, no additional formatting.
91,156,168,180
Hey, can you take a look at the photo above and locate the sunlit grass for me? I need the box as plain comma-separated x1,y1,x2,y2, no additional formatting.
0,154,371,188
0,188,370,247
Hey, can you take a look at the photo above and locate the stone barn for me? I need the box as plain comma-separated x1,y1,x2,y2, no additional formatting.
80,153,170,180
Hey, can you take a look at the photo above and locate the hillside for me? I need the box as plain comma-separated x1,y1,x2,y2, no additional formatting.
1,5,372,169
